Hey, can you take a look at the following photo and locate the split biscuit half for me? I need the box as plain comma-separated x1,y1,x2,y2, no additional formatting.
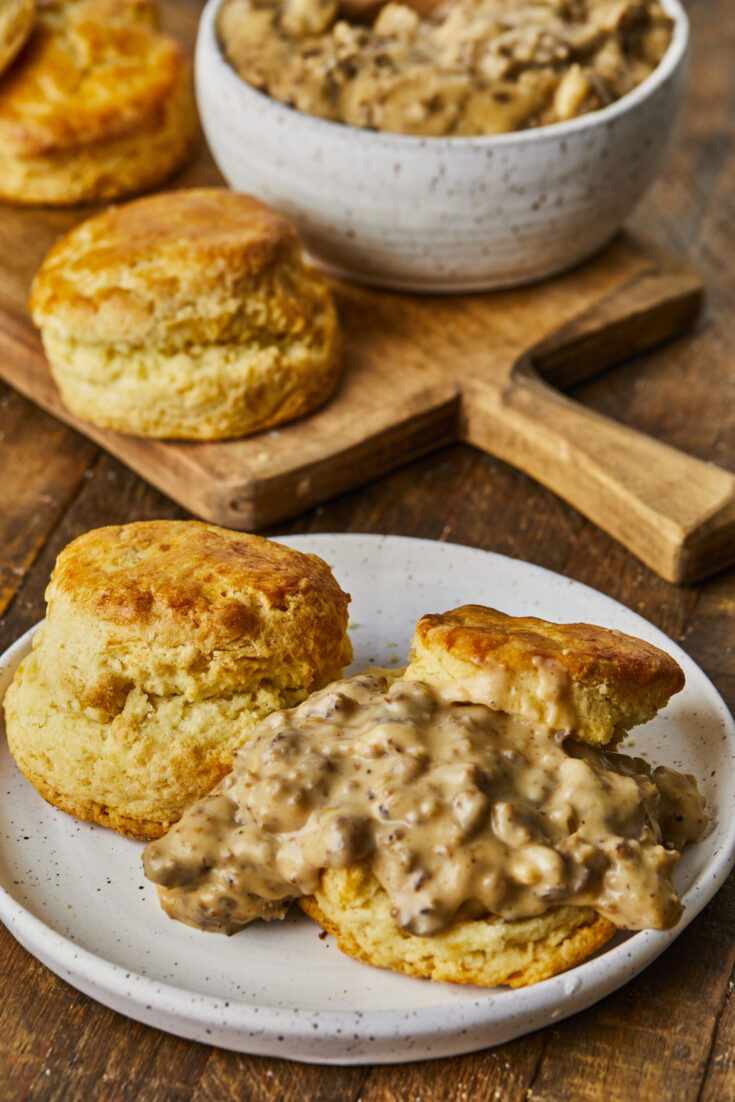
301,604,684,985
405,604,685,744
300,863,617,988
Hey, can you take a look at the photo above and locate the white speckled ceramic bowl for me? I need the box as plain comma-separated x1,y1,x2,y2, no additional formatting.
196,0,688,291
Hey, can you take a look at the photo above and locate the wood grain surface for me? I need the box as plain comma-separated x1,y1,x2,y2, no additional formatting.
3,221,728,584
0,0,731,583
1,0,735,1099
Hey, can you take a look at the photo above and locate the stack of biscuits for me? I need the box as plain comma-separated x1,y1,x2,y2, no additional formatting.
0,0,198,205
3,520,353,838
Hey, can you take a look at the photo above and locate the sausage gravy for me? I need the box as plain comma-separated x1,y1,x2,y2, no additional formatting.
143,674,707,936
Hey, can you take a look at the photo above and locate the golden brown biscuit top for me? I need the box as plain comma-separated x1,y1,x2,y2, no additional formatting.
413,605,685,698
47,520,350,648
0,0,187,156
29,189,301,341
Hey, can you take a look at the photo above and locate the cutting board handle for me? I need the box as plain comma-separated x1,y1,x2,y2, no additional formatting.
491,362,735,584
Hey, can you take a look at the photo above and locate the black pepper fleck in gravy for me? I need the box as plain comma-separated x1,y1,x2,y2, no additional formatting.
143,674,707,936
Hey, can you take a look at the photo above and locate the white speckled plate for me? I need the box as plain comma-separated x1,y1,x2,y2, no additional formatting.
1,535,734,1065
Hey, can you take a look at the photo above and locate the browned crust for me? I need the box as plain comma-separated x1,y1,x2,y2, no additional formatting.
38,521,352,712
0,0,198,206
48,520,349,642
29,189,301,335
0,0,183,154
299,865,617,988
413,604,684,704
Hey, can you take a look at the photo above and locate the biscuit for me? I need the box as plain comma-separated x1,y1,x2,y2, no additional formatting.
29,188,342,438
0,0,198,205
300,863,616,987
405,605,684,744
0,0,34,76
3,520,352,838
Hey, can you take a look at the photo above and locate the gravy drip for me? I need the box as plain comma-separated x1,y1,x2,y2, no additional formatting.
143,675,707,936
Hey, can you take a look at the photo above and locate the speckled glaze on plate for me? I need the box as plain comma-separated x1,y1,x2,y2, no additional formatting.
0,535,733,1065
195,0,689,290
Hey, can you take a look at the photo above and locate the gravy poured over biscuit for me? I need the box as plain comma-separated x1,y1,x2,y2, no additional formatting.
143,674,706,936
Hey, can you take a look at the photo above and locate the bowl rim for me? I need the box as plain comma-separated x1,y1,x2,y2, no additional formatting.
197,0,689,150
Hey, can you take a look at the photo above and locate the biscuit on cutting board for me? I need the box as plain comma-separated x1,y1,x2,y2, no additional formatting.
3,520,353,838
0,0,197,204
29,188,342,438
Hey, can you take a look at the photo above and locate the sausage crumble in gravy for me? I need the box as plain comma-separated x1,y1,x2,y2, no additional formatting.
143,674,706,937
217,0,673,136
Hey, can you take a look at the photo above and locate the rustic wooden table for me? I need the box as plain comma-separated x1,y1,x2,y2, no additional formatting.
1,0,734,1097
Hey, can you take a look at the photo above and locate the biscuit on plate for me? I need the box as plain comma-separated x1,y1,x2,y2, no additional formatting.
300,863,616,988
297,609,688,985
142,615,703,986
0,0,198,205
0,0,34,76
29,188,342,438
405,604,685,744
3,520,352,839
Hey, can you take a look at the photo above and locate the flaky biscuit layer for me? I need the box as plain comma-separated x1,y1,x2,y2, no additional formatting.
42,325,341,439
5,649,311,838
300,863,616,987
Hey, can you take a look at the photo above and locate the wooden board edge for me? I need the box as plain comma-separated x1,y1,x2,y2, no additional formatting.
529,236,704,388
0,311,463,529
191,391,462,528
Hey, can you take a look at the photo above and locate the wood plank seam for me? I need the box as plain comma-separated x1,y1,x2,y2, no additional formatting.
519,1031,552,1102
698,978,735,1102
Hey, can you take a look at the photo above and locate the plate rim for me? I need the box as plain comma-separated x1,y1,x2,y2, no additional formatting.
1,532,733,1064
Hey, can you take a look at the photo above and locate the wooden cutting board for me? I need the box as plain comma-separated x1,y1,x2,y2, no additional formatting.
0,0,733,586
